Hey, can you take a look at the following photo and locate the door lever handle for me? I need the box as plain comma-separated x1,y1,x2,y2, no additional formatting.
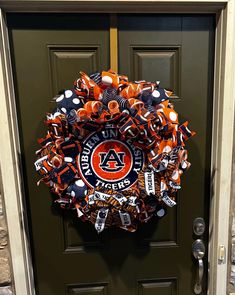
194,256,203,294
192,240,205,294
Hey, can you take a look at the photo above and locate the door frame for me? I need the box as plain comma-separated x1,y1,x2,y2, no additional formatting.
0,1,234,295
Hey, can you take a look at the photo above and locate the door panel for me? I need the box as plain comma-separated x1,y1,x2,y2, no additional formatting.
7,13,111,295
119,13,214,270
138,279,177,295
49,45,102,95
7,13,214,295
132,45,180,98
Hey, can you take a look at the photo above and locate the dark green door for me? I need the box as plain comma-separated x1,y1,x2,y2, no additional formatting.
7,13,214,295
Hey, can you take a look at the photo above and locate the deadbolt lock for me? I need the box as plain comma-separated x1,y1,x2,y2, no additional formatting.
193,217,205,236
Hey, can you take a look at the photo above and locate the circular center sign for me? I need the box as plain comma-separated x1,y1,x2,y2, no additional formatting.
78,128,144,191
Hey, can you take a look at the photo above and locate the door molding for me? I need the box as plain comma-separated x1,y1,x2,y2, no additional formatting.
0,2,234,295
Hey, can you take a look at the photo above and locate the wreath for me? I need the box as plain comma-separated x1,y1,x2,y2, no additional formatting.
34,70,195,233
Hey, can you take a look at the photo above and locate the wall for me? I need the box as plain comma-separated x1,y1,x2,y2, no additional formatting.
0,190,14,295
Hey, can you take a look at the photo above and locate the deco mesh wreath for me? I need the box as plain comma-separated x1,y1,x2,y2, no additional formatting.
34,70,195,233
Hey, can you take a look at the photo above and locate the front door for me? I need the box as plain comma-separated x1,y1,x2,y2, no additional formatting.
7,13,214,295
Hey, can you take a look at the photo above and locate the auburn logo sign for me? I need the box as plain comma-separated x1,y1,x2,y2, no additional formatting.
78,128,144,190
99,149,125,172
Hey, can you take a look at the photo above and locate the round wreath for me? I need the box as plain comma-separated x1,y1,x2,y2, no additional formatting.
34,70,195,233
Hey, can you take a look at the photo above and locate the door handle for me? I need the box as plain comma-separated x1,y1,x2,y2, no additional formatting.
192,239,205,294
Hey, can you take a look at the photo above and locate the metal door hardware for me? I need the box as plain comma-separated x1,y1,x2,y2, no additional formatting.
218,244,226,264
192,239,205,294
193,217,205,236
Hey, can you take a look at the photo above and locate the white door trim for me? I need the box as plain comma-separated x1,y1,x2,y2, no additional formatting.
0,2,234,295
0,9,36,295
